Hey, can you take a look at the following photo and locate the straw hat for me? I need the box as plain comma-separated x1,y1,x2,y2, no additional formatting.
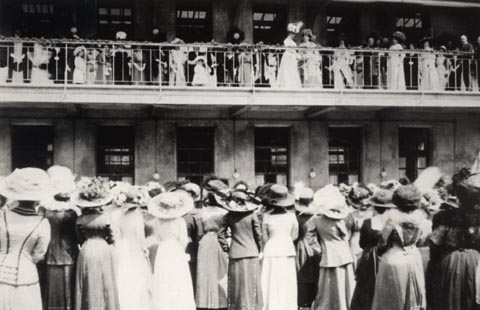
392,31,406,42
222,189,258,213
47,165,76,196
0,168,53,201
266,184,295,208
392,184,422,212
123,186,150,210
73,46,85,57
71,177,113,208
179,182,202,202
367,189,396,209
148,191,194,219
347,185,372,209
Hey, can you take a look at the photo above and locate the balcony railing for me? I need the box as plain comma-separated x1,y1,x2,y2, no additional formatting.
0,38,479,93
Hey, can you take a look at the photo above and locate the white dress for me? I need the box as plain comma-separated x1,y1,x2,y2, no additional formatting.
387,44,406,91
420,48,440,91
261,212,299,310
152,217,196,310
29,43,51,84
169,50,187,86
436,55,449,90
191,63,209,86
276,37,302,89
299,41,322,88
116,208,153,310
333,49,354,89
73,56,86,84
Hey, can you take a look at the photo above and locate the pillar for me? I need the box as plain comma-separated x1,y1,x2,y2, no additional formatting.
455,117,480,170
135,120,156,185
212,1,231,42
432,122,455,177
215,121,235,184
134,0,153,41
153,0,175,41
290,122,310,189
310,121,329,190
233,0,253,43
74,119,96,177
156,120,176,182
288,0,306,24
0,119,11,174
312,9,327,46
380,121,399,181
234,120,255,187
363,122,382,184
54,119,74,169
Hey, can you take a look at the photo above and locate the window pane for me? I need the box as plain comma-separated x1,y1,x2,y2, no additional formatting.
255,127,290,186
12,126,54,170
176,127,214,182
97,126,134,181
398,128,430,181
328,127,362,184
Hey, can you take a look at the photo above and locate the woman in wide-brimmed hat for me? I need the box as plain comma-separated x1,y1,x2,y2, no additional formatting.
350,189,396,310
309,185,355,310
194,179,229,310
371,184,431,310
277,22,303,89
40,166,80,310
388,31,407,90
419,36,441,91
218,187,263,310
149,191,196,310
72,45,86,84
113,185,153,310
429,169,480,310
261,185,298,310
73,177,119,310
0,168,53,310
294,187,320,310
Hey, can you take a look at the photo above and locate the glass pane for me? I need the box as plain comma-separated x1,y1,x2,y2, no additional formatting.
124,9,132,16
417,157,427,168
99,8,108,15
111,8,121,16
253,13,263,20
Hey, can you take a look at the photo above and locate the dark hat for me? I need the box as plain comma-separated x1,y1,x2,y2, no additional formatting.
302,29,314,38
392,184,422,212
347,186,372,208
266,184,295,208
367,189,396,209
222,189,258,213
456,173,480,208
392,31,406,42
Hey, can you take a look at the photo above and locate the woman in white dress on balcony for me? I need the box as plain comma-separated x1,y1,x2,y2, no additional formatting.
419,37,440,91
261,185,299,310
299,29,322,88
28,42,52,84
73,46,86,84
169,39,187,87
436,46,450,90
333,34,354,89
276,22,302,89
387,32,406,91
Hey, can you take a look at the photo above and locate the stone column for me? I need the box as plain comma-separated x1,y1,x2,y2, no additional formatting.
153,0,175,41
312,9,327,46
380,121,400,181
233,0,253,43
432,122,455,177
212,1,231,42
362,122,382,184
74,119,96,177
156,120,176,181
235,120,255,187
310,121,329,190
134,0,153,41
215,121,235,184
135,120,156,185
54,119,75,169
0,119,11,175
290,122,310,189
288,0,306,24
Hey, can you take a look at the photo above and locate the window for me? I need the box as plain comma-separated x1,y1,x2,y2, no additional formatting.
97,7,133,39
399,127,430,182
329,127,362,184
19,3,55,37
97,126,134,183
255,127,289,186
177,127,214,184
176,5,212,43
253,5,287,44
395,13,428,44
12,125,54,170
325,7,360,46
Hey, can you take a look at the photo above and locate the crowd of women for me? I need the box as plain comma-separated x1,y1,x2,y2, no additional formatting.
2,159,480,310
1,23,480,91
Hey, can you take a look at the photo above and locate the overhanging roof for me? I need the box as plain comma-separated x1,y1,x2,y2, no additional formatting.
331,0,480,8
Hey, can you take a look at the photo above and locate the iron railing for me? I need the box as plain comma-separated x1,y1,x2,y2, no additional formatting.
0,38,478,92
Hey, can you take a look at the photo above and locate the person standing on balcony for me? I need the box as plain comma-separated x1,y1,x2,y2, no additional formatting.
237,43,254,87
113,31,131,85
362,34,379,89
131,46,146,85
474,36,480,91
28,41,52,84
436,46,451,91
9,30,27,84
299,29,322,88
332,34,354,89
190,55,210,87
73,46,86,84
419,37,440,91
458,35,474,91
169,38,188,86
85,48,99,84
387,31,406,91
404,42,419,90
276,22,303,89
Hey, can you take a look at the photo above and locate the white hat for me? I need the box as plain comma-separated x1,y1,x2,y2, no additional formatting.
47,165,76,195
73,46,85,57
148,191,194,219
116,31,127,40
71,177,112,208
0,168,53,201
313,185,349,219
287,22,304,34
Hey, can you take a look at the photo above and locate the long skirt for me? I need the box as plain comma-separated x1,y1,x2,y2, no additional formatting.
153,239,196,310
314,263,355,310
44,265,75,310
436,249,480,310
350,247,378,310
371,247,425,310
196,232,228,309
75,238,120,310
296,239,319,307
262,256,297,310
0,283,42,310
276,52,302,89
117,240,152,310
228,257,263,310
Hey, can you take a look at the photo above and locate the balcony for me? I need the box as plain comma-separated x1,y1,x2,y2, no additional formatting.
1,38,480,111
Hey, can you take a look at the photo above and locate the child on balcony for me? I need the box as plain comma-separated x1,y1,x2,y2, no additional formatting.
190,55,210,87
73,46,86,84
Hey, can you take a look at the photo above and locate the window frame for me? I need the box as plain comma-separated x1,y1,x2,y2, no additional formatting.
252,4,287,44
175,3,212,43
328,126,362,185
398,127,431,182
97,6,134,39
11,125,54,171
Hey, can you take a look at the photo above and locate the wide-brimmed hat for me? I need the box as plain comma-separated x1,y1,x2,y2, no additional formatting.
313,185,349,219
287,22,303,34
222,189,258,213
148,191,194,219
179,182,202,202
122,186,150,210
266,184,295,208
392,31,406,42
456,173,480,207
47,165,76,195
301,29,314,39
367,189,396,209
295,187,314,213
73,46,85,57
71,177,113,208
347,185,372,209
392,184,422,211
0,168,53,201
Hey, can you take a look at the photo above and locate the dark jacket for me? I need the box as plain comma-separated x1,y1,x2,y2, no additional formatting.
218,211,262,259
